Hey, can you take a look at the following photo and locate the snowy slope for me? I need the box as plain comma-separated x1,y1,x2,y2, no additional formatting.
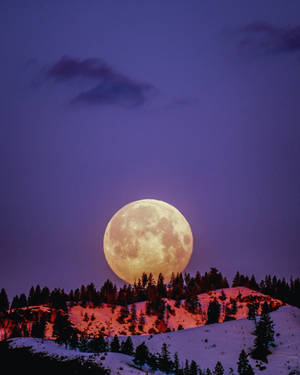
8,337,146,375
68,287,284,337
7,304,300,375
128,305,300,375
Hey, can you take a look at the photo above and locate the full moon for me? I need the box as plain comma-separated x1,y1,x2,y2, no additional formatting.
103,199,193,284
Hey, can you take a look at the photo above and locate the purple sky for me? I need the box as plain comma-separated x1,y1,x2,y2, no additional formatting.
1,1,300,299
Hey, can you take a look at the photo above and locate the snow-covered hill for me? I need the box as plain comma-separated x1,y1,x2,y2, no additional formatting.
8,337,145,375
7,304,300,375
68,287,283,337
0,287,284,341
128,305,300,374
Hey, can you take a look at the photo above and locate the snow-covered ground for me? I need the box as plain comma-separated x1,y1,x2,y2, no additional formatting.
128,305,300,375
8,304,300,375
68,287,284,337
0,287,284,341
8,337,146,375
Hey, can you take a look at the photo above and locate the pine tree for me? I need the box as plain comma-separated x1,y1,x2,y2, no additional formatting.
134,342,149,367
98,335,108,352
86,282,97,305
19,293,28,307
11,295,20,309
87,335,108,353
157,273,167,297
142,272,148,288
83,312,89,322
247,303,256,321
219,290,226,301
185,291,200,314
251,302,275,362
249,275,258,290
184,359,190,375
222,277,229,289
80,285,88,307
35,285,42,305
110,334,120,352
231,299,237,315
31,314,47,339
78,333,89,352
232,272,241,287
0,288,9,313
190,360,198,375
120,336,134,355
28,286,36,306
50,288,68,311
53,311,76,347
159,343,173,373
207,268,225,290
129,303,137,333
86,335,108,353
237,349,254,375
69,331,79,349
10,324,22,338
147,353,159,370
206,298,220,325
213,361,224,375
40,287,50,304
117,304,129,323
174,352,180,375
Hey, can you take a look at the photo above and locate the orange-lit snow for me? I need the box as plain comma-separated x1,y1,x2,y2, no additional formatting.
68,287,284,337
0,287,284,341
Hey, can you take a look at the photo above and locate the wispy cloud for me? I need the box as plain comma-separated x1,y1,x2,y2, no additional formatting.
44,56,155,108
238,22,300,56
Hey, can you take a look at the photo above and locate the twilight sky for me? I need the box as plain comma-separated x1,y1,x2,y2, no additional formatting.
1,1,300,299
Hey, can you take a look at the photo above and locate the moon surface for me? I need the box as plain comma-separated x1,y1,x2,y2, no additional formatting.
103,199,193,284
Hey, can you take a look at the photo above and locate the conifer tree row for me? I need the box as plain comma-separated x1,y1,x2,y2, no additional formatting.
5,267,299,314
232,271,300,308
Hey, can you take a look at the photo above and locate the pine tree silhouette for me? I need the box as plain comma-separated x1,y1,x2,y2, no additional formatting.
31,313,47,339
174,352,180,375
247,303,258,321
206,298,220,325
183,359,190,375
69,331,79,349
117,304,129,323
120,336,134,355
159,343,173,373
190,360,198,375
110,334,120,352
11,295,20,309
19,293,28,307
147,352,159,370
237,349,254,375
213,361,224,375
0,288,9,313
53,311,76,347
134,342,149,367
251,302,275,362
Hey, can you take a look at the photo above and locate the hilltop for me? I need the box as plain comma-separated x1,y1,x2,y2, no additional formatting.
0,287,284,340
